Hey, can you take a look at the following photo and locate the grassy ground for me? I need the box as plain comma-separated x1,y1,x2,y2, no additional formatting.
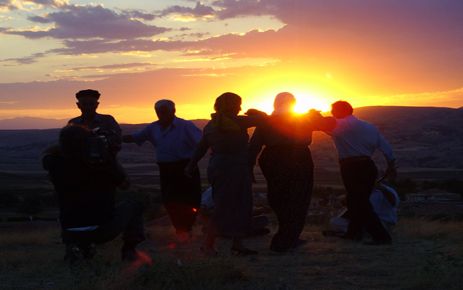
1,217,462,290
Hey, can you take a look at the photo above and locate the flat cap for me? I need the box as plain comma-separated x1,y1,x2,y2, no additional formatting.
76,89,101,100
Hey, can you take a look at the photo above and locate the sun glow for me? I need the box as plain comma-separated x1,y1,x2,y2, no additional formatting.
245,89,332,115
292,91,331,113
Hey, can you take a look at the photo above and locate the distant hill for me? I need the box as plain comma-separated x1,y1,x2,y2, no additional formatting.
318,106,463,169
0,106,462,171
0,117,209,130
0,117,68,130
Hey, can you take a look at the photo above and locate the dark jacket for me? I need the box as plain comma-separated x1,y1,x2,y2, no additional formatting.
43,148,126,229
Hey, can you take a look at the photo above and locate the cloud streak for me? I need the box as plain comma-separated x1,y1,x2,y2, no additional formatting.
159,2,215,20
5,4,168,39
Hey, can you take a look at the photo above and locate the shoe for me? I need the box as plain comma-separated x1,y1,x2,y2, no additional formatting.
81,244,97,259
176,230,192,243
64,243,96,263
340,233,362,241
322,230,346,237
121,246,140,262
251,228,271,236
231,247,258,256
200,246,218,257
291,239,308,249
269,243,290,253
64,244,82,264
363,240,392,246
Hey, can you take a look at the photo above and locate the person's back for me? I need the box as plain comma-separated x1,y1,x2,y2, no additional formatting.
330,115,392,160
203,115,252,156
43,149,123,229
43,125,145,263
325,100,396,244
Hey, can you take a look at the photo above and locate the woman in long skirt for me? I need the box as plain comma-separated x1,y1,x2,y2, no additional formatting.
186,92,265,256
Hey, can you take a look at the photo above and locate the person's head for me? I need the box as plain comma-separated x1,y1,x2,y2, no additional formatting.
59,124,92,159
214,92,242,116
331,100,353,119
76,89,100,117
273,92,296,115
154,99,176,126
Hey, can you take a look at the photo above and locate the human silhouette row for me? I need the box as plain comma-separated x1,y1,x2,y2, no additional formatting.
42,89,397,262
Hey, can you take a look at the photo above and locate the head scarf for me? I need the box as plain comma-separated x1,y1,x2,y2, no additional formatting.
210,92,242,131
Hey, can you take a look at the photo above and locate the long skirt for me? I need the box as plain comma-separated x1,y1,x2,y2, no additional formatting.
207,154,253,238
259,146,313,251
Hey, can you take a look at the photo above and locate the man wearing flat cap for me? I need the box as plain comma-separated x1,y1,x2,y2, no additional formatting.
68,89,122,154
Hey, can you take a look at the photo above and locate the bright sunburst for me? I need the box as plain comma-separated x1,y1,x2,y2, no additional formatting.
292,91,331,114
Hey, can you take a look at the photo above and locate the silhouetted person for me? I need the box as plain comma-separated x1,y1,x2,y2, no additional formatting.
185,92,266,256
325,101,396,245
68,89,121,154
122,100,202,242
249,92,335,252
42,125,145,263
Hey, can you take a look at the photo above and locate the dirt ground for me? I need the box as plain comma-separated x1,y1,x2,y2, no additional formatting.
1,214,463,290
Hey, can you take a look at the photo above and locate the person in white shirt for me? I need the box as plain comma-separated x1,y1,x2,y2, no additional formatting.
326,101,397,245
123,100,202,242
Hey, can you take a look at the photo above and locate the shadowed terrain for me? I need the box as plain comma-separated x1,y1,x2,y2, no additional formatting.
0,106,462,289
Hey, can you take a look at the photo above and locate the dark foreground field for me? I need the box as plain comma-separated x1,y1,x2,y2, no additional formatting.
1,215,462,290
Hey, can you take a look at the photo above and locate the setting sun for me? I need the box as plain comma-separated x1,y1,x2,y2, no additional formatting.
292,91,331,114
244,88,332,116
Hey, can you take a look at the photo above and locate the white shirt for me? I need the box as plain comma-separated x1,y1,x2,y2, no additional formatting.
370,184,399,225
329,115,394,161
132,117,202,163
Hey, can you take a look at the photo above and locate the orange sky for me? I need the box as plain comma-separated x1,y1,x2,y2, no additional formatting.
1,1,462,124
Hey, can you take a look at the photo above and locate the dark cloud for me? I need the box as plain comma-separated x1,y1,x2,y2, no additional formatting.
53,38,187,55
212,0,278,19
122,10,157,21
211,0,463,38
2,0,462,93
27,15,52,23
1,0,65,11
6,5,168,39
1,0,65,9
0,0,15,10
159,2,215,19
70,62,155,71
177,32,211,39
28,0,63,6
2,52,48,64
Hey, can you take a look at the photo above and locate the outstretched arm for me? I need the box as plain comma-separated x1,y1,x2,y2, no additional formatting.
248,127,264,183
248,127,264,168
122,125,151,145
307,109,336,132
377,133,397,180
238,109,268,128
185,136,209,177
185,122,202,147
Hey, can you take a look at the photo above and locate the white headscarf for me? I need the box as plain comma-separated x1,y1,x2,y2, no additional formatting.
273,92,296,115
